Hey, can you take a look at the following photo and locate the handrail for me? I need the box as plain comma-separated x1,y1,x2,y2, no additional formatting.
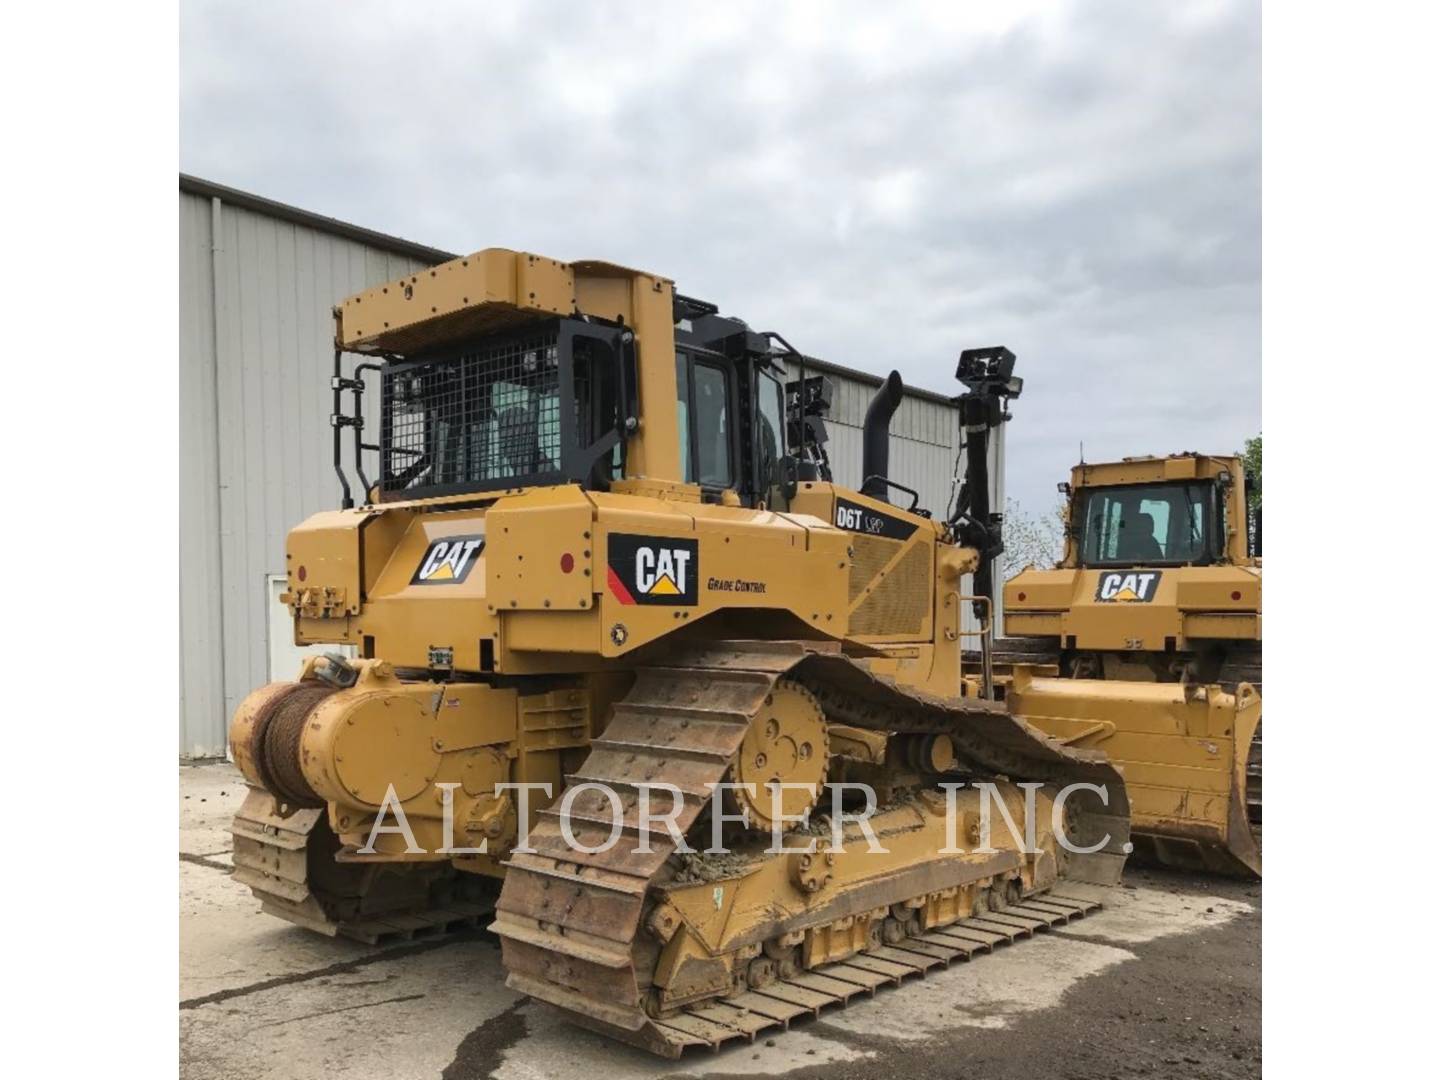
958,593,996,700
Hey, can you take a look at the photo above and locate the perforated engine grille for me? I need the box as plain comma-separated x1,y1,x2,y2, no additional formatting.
849,539,932,636
849,535,899,603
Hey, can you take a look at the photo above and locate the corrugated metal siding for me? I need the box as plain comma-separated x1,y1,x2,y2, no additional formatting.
179,190,426,756
820,381,960,518
178,184,994,756
179,195,224,756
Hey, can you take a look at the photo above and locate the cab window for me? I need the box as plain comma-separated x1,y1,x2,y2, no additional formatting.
756,370,786,490
1078,482,1211,565
693,364,731,486
675,351,733,488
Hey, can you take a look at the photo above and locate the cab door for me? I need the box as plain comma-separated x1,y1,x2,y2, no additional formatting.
674,348,737,496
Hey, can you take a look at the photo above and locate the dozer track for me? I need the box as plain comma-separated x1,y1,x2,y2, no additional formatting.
231,789,496,945
573,888,1106,1054
1226,641,1261,837
490,640,1129,1057
1216,642,1263,694
1246,722,1261,828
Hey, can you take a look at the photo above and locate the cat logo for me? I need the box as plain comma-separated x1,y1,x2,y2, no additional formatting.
411,534,485,586
606,533,700,606
1095,570,1162,603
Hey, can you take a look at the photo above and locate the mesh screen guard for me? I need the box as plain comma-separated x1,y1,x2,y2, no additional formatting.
376,318,627,499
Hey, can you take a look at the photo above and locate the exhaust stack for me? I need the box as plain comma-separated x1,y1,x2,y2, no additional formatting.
861,370,904,499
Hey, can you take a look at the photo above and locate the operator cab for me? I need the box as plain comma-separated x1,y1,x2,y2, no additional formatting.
670,349,789,505
352,292,795,511
1060,454,1256,569
332,251,995,531
670,296,793,509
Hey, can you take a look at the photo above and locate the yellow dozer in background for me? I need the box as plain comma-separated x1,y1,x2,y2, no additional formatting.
225,249,1168,1056
1000,454,1261,876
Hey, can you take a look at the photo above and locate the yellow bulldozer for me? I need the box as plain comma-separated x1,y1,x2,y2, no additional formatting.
1000,453,1261,876
226,249,1179,1056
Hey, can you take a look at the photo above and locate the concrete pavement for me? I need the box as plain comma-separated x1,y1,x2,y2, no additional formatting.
180,763,1261,1080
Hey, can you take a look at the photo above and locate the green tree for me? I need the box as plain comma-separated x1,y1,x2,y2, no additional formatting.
1241,434,1261,509
1241,434,1261,555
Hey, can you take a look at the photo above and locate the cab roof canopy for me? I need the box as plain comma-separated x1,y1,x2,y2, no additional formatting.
334,248,672,357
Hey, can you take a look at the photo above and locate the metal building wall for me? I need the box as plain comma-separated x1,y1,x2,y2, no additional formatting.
179,188,430,756
178,179,989,757
811,367,961,518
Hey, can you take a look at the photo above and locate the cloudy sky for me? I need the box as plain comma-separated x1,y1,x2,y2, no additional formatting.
181,0,1259,518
